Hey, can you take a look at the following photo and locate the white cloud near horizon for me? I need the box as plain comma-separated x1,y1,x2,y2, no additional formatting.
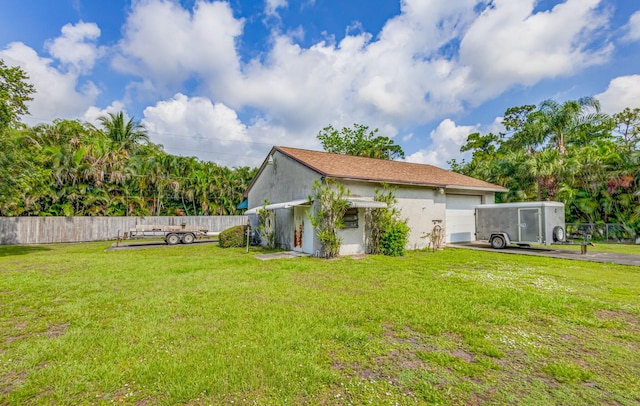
405,119,479,167
83,101,127,125
142,93,254,165
595,75,640,114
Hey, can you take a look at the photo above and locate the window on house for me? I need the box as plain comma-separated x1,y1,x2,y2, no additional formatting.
342,208,358,228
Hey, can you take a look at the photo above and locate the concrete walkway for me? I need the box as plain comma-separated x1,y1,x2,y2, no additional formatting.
253,251,311,260
449,242,640,267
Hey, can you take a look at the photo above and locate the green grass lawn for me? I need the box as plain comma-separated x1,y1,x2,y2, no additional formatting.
1,242,639,405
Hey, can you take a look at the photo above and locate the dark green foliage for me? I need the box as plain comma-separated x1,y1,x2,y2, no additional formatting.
367,186,409,256
218,225,249,248
0,116,256,216
379,222,410,256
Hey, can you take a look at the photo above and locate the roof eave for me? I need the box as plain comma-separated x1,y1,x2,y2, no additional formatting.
444,184,509,193
324,176,506,192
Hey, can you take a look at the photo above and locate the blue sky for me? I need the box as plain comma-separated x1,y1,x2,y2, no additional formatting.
1,0,639,168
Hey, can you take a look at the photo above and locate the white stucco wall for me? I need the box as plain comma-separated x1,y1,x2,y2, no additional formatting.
338,208,367,255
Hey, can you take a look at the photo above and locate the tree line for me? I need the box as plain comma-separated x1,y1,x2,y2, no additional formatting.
1,60,255,217
450,97,640,235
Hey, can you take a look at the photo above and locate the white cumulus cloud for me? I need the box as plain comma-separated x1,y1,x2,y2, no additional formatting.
406,119,479,167
112,0,243,98
459,0,613,101
142,93,254,166
83,101,127,125
595,75,640,114
45,21,102,74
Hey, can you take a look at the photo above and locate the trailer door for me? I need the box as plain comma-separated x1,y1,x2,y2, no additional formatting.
518,208,542,243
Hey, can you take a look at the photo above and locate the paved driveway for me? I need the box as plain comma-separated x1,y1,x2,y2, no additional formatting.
450,242,640,267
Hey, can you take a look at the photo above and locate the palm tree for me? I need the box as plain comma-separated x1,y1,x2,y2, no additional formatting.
537,97,609,155
98,112,149,156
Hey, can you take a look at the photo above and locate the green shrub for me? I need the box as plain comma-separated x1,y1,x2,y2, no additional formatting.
219,225,249,248
380,222,410,256
367,186,410,256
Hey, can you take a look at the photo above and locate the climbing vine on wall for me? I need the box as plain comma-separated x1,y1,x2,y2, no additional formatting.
308,179,350,258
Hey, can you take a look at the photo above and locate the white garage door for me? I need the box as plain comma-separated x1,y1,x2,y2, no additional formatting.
445,194,482,243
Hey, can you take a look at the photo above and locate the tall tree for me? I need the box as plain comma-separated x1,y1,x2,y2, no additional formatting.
613,107,640,149
536,97,610,154
317,123,405,160
0,59,34,132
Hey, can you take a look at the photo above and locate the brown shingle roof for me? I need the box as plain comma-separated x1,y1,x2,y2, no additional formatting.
275,146,507,191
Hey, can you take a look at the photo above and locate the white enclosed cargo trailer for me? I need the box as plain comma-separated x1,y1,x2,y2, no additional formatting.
475,201,566,249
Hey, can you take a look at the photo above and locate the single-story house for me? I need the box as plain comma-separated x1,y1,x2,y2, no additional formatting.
245,146,507,255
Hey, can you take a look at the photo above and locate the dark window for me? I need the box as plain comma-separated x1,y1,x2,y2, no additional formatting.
342,208,358,228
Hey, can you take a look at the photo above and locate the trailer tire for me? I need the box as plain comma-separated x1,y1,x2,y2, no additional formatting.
490,235,507,249
166,233,180,245
182,233,195,244
553,226,565,242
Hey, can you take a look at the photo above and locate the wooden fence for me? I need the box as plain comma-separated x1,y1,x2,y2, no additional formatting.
0,216,247,245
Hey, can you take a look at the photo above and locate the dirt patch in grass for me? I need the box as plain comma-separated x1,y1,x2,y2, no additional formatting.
0,370,26,394
451,348,476,363
4,321,28,345
595,310,640,331
45,322,69,338
330,325,433,394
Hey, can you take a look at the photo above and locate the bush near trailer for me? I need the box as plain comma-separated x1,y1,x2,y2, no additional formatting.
218,225,250,248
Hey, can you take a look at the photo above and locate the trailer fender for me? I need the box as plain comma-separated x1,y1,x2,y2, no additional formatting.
489,233,510,249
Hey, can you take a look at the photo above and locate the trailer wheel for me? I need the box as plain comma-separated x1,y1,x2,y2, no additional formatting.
182,233,195,244
166,233,180,245
553,226,565,242
490,235,506,249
